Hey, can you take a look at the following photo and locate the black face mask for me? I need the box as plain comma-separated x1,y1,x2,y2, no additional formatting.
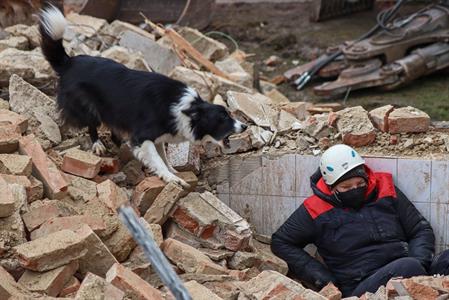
334,186,367,210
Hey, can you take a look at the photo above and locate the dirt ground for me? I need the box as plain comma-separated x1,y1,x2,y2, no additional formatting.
207,2,449,121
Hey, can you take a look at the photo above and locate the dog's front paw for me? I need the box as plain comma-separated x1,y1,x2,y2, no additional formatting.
92,140,106,156
161,172,190,189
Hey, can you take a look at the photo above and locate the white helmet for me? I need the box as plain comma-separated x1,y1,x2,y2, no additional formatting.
319,144,365,185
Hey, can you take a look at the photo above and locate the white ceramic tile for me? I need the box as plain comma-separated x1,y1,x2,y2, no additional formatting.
431,160,449,204
261,154,296,197
229,157,264,195
229,167,264,195
296,155,320,197
430,203,447,246
397,159,431,203
264,196,297,235
217,193,230,207
364,157,398,184
230,194,265,235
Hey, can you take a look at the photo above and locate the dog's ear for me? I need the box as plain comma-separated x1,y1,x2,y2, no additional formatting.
182,106,200,121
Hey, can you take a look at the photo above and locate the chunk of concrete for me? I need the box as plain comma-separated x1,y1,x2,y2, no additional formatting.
66,13,107,38
144,182,185,225
184,280,223,300
222,130,253,154
216,56,252,87
178,27,229,61
0,36,28,51
265,89,290,105
336,106,376,147
388,106,430,134
0,265,32,299
249,126,273,149
167,142,201,174
0,154,32,176
368,105,394,132
101,46,148,71
75,272,125,300
4,24,40,48
0,124,21,153
0,109,28,133
280,102,308,121
0,177,16,217
14,230,87,272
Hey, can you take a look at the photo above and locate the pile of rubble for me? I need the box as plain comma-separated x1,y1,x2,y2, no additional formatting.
0,10,448,300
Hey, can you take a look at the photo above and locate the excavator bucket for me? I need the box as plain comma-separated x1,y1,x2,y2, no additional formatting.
310,0,374,21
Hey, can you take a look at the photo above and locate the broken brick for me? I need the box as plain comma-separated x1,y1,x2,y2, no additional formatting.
65,173,97,203
139,218,163,247
21,201,73,232
336,106,376,147
75,272,125,300
319,282,342,300
62,148,102,179
31,215,106,240
18,135,68,199
59,276,80,297
131,176,165,215
0,154,32,176
14,230,87,272
167,142,201,174
388,106,430,134
184,280,223,300
162,238,228,275
170,191,252,251
106,263,163,300
402,278,439,300
97,179,128,212
0,265,31,299
165,222,202,249
143,182,185,225
280,102,308,121
0,109,28,134
0,124,21,153
369,105,394,132
104,222,137,262
18,260,79,296
74,224,118,277
222,131,253,155
121,159,145,185
100,157,120,174
1,174,44,203
0,177,16,217
265,89,290,105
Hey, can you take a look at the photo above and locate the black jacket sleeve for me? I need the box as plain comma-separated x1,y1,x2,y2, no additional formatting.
271,205,336,289
394,187,435,269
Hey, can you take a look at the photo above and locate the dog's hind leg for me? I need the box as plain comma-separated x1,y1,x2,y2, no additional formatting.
132,140,189,188
155,143,177,174
89,125,106,156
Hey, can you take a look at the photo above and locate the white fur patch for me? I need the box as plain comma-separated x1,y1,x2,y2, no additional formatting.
40,5,67,40
170,87,197,142
92,140,106,156
234,119,246,133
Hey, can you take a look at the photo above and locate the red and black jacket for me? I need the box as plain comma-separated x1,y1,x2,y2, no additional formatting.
271,166,435,293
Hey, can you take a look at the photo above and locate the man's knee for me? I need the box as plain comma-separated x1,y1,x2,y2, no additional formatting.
389,257,426,276
430,250,449,275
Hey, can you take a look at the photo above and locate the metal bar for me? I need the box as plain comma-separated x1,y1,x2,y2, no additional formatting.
118,206,192,300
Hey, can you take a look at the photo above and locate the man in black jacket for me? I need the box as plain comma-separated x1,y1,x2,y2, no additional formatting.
271,144,449,297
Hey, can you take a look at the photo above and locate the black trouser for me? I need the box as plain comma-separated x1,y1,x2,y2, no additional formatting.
344,250,449,297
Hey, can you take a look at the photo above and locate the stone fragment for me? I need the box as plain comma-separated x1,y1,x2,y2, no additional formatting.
319,282,342,300
120,30,181,75
265,89,290,105
216,56,252,87
59,276,80,297
0,36,28,51
62,148,102,179
0,124,21,153
213,94,228,107
101,46,148,71
0,265,31,299
4,24,40,48
106,263,163,300
33,110,62,146
0,177,16,217
104,223,136,262
19,135,68,199
144,182,185,225
276,110,300,133
336,106,376,147
14,230,87,272
249,126,273,149
178,27,228,61
165,222,202,249
75,272,125,300
369,105,394,132
222,131,253,154
280,102,308,121
65,173,97,203
97,180,128,212
103,20,155,42
167,142,201,174
66,13,107,38
388,106,430,134
121,160,145,186
0,109,28,133
0,154,32,176
75,224,118,277
18,260,78,296
184,280,223,300
161,238,228,275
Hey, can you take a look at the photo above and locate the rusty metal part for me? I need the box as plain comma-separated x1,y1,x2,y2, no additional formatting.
344,5,449,63
310,0,374,22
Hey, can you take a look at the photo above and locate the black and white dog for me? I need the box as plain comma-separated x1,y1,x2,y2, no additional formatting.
39,6,247,187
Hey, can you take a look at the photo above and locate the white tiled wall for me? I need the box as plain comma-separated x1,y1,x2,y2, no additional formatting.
217,154,449,251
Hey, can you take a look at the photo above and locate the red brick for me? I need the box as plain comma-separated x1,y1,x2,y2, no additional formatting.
165,222,202,249
18,134,68,199
106,263,163,300
319,282,342,300
0,109,28,133
75,272,125,300
132,176,165,215
167,142,201,174
31,215,106,240
14,230,87,272
1,174,44,203
62,148,102,179
369,105,394,132
0,265,32,299
59,276,81,297
402,278,439,300
336,106,376,147
184,280,223,300
390,135,399,145
0,124,21,153
104,222,137,262
388,106,430,134
100,157,120,174
74,224,118,277
143,182,185,225
18,259,79,296
97,179,128,212
224,230,251,252
280,102,308,121
22,201,70,232
0,176,16,217
161,238,228,275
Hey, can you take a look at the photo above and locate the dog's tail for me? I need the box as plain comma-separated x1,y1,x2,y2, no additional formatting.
39,5,69,74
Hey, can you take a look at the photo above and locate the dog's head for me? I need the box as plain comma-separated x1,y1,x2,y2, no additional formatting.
182,99,247,148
